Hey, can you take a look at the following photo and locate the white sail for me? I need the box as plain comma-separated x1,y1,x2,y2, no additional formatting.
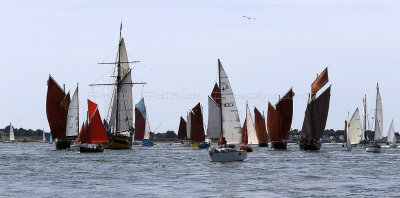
387,119,396,145
42,129,46,142
219,61,241,144
66,87,79,137
119,38,130,79
246,103,258,144
346,126,351,147
374,84,383,141
187,112,191,140
9,123,15,141
207,96,221,139
348,108,363,145
361,97,367,140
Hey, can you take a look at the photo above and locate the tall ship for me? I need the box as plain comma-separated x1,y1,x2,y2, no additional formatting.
366,83,383,153
267,88,294,150
208,59,247,162
46,75,71,149
254,107,268,147
299,68,331,151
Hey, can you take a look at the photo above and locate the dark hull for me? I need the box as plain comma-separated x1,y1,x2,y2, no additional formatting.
80,146,104,153
271,141,287,150
101,134,132,149
56,140,71,150
258,142,268,147
299,140,321,151
240,145,253,152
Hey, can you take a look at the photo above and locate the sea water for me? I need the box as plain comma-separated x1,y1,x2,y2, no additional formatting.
0,143,399,197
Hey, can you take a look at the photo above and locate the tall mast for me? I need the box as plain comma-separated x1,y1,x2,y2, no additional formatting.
77,83,79,135
218,59,223,138
363,94,367,140
115,22,122,134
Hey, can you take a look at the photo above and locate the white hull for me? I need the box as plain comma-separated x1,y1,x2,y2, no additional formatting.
209,147,247,162
366,147,381,153
69,144,80,151
342,147,352,151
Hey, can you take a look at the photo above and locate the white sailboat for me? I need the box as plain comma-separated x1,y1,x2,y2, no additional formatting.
366,83,382,153
209,59,247,162
4,123,16,143
66,86,80,151
348,108,363,146
42,129,46,143
387,119,397,148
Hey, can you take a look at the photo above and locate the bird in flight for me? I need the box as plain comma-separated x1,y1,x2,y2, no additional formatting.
243,16,256,20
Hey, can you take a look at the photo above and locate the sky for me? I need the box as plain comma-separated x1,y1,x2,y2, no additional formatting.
1,0,400,137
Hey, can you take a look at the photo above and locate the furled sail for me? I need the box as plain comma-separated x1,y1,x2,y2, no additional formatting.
301,86,331,140
245,104,258,144
267,89,294,142
177,117,187,140
207,96,221,139
9,123,15,141
348,108,363,145
254,108,268,143
311,68,329,98
66,87,79,137
218,60,241,144
387,119,396,145
189,103,205,142
46,75,70,139
374,83,383,140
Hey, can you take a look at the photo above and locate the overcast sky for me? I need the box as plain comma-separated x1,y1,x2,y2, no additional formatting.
1,0,400,137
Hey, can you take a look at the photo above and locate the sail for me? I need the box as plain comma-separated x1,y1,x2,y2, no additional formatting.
241,119,247,144
345,120,351,147
348,108,363,144
254,108,268,143
301,86,331,140
246,104,258,144
344,120,348,146
267,89,294,142
88,99,97,120
42,130,46,142
387,119,396,144
211,83,221,106
9,123,15,141
311,68,329,98
119,38,131,80
207,96,221,139
85,109,109,144
218,60,241,144
177,117,187,140
46,76,71,139
187,112,191,140
190,103,205,142
76,122,86,143
374,83,383,140
66,87,79,137
134,98,148,141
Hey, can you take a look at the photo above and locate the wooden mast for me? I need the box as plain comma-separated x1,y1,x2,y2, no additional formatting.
115,22,122,135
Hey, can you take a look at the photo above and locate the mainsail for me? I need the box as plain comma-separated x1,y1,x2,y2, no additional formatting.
77,100,109,144
189,103,205,142
177,117,187,140
241,119,247,144
387,119,396,145
267,89,294,142
311,68,328,98
218,60,241,144
134,98,151,141
46,75,71,140
374,83,383,141
348,108,363,145
254,108,268,143
245,103,258,144
207,83,222,139
66,86,79,137
9,123,15,141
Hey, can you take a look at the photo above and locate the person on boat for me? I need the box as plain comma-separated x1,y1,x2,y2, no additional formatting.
218,137,227,148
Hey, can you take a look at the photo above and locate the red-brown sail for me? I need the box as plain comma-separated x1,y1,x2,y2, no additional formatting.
134,106,145,141
79,100,109,144
267,89,294,141
177,117,187,140
190,103,205,142
211,83,221,106
88,99,98,119
76,121,87,143
311,67,329,98
241,118,248,144
254,108,268,143
46,75,71,140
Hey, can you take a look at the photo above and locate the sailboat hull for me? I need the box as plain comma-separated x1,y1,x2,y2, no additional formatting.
80,144,104,153
299,140,321,151
102,134,132,149
258,142,268,147
271,141,287,150
366,146,381,153
388,144,397,148
56,140,71,150
209,148,247,162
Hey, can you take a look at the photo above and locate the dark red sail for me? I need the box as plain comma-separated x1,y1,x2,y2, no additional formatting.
134,106,145,141
79,101,109,144
241,119,248,144
190,103,205,142
177,117,187,140
46,75,70,139
76,121,87,143
254,108,268,143
88,99,98,119
211,83,221,106
267,89,294,141
311,67,329,98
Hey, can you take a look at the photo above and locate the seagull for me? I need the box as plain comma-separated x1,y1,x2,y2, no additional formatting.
243,16,256,20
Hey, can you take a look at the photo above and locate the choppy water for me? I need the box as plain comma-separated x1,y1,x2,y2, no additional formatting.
0,142,399,197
